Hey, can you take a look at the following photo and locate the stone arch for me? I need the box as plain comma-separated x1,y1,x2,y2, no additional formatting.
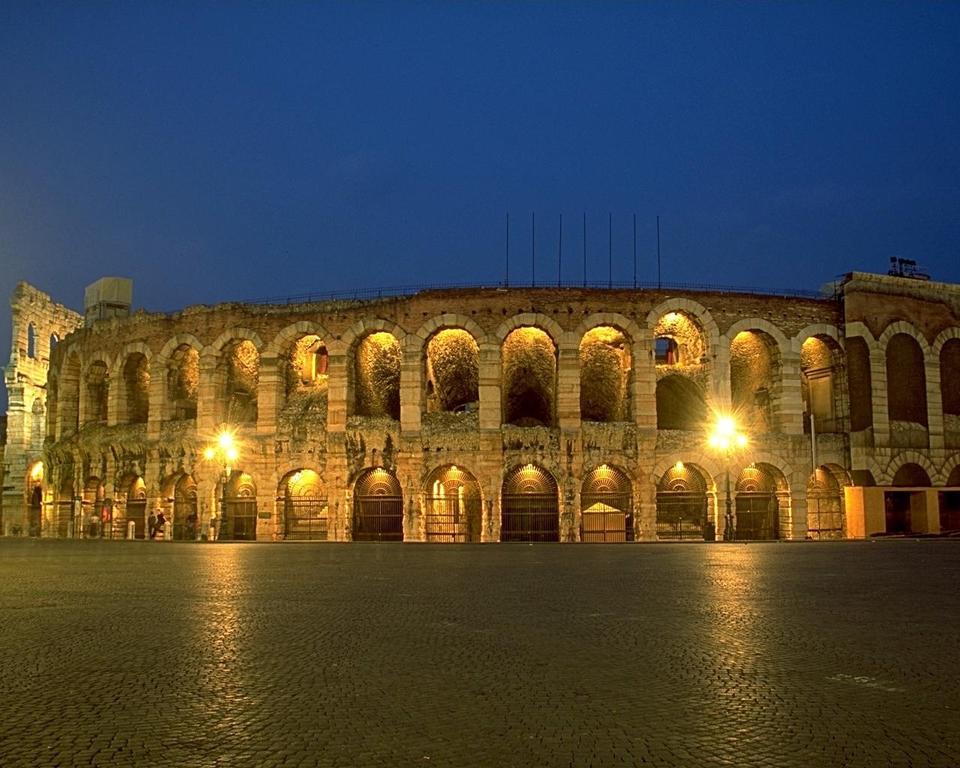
278,468,328,540
352,331,402,419
82,357,111,425
422,328,480,414
500,463,559,542
264,320,335,358
734,461,789,540
728,326,784,433
934,329,960,447
209,327,265,355
353,467,403,541
656,461,711,540
163,343,200,422
892,463,932,487
580,463,633,542
646,298,721,353
881,452,936,486
797,330,845,434
502,326,557,426
422,464,483,542
113,343,152,425
579,325,632,422
574,312,644,347
158,333,205,362
651,310,709,367
221,471,258,541
412,313,489,349
725,318,791,356
845,333,874,432
215,336,261,426
58,351,82,436
946,462,960,488
884,332,928,434
495,312,564,346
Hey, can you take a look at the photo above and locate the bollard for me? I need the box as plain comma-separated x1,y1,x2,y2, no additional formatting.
127,520,136,540
164,521,173,541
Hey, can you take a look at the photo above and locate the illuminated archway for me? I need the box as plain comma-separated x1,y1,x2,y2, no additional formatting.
279,469,328,540
734,463,786,540
656,463,709,540
353,333,401,419
172,474,198,541
423,465,482,542
502,327,557,427
222,471,258,541
424,330,479,414
353,468,403,541
579,327,631,422
581,464,632,542
500,464,559,542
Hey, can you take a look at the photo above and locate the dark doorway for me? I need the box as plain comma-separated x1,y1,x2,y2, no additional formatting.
884,492,912,534
939,492,960,533
28,486,42,536
501,465,559,542
353,469,403,541
224,498,258,540
736,493,779,540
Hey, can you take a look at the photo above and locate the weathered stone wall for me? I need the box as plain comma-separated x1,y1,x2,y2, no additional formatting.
7,272,960,542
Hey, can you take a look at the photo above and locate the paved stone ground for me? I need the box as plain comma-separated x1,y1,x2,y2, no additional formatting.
0,540,958,768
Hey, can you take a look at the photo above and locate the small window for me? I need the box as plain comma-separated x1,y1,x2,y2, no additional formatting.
27,324,37,359
655,337,679,365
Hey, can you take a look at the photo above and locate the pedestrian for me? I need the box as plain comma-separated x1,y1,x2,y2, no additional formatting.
148,512,157,539
155,510,167,540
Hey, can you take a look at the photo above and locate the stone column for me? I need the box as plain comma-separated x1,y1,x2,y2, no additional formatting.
869,345,890,447
556,336,581,431
326,345,348,433
925,352,944,451
779,352,805,435
197,352,219,435
477,342,501,430
147,357,165,441
257,354,281,436
633,337,656,429
400,338,422,435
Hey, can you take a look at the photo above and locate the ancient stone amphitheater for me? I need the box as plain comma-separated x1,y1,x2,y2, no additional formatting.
3,270,959,542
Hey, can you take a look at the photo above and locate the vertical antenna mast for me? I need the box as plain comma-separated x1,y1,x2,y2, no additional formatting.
656,215,662,290
608,212,612,289
582,212,587,287
633,213,637,289
558,212,563,287
531,212,535,287
505,212,510,287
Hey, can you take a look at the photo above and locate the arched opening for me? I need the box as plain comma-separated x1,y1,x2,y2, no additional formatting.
167,344,199,421
280,469,328,541
425,329,479,414
502,327,556,427
353,468,403,541
49,333,58,355
656,463,709,540
423,465,482,542
27,462,44,537
885,463,931,535
656,374,707,430
846,337,873,432
172,474,198,541
735,464,783,540
581,464,632,542
218,339,259,425
730,330,781,433
121,353,149,424
806,466,845,540
353,332,401,419
56,469,75,538
886,333,927,447
891,463,931,487
117,475,147,540
84,360,109,425
940,339,960,448
500,464,559,542
27,323,37,359
654,311,707,367
82,477,106,539
801,336,844,434
59,353,81,436
222,471,258,541
579,327,631,422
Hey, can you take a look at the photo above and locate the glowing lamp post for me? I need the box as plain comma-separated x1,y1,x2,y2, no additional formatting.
708,415,748,542
203,430,238,541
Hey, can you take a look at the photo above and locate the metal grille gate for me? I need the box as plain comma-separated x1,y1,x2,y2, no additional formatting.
126,500,147,539
806,494,844,539
424,495,481,542
173,498,198,540
735,494,779,540
284,496,329,540
501,494,559,542
581,491,632,543
656,492,708,540
354,497,403,541
224,498,258,541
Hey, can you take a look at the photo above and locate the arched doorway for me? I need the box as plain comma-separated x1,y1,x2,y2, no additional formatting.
423,465,482,542
886,463,931,534
122,476,147,539
500,464,559,542
223,472,258,541
353,468,403,541
82,477,106,539
656,463,710,540
806,467,845,540
735,465,781,540
28,485,43,537
172,474,198,541
280,469,328,541
581,464,632,542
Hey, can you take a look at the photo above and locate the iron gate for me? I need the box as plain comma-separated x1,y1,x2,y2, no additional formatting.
424,495,481,542
284,496,329,540
354,497,403,541
581,503,630,542
806,494,844,539
55,501,74,538
501,494,559,542
656,491,708,540
224,498,258,541
173,497,199,540
735,493,778,540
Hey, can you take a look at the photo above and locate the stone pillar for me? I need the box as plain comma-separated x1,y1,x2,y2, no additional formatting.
400,338,422,435
197,352,219,435
556,336,580,430
478,343,501,430
257,354,281,436
779,352,805,435
869,346,889,447
634,337,656,429
925,353,944,451
146,357,165,441
326,346,348,433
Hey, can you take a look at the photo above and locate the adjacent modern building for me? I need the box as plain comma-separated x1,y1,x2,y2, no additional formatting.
3,270,959,542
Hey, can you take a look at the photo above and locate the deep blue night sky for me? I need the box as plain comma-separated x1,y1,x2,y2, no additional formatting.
2,2,959,408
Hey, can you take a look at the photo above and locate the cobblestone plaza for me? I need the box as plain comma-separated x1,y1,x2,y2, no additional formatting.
1,540,958,767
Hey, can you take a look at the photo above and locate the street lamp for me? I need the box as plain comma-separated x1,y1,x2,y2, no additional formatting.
203,429,238,541
708,415,748,541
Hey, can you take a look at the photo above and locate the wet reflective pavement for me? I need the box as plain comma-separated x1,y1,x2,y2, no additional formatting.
0,539,958,767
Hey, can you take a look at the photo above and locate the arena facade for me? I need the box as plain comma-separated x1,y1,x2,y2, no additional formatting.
3,271,959,542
